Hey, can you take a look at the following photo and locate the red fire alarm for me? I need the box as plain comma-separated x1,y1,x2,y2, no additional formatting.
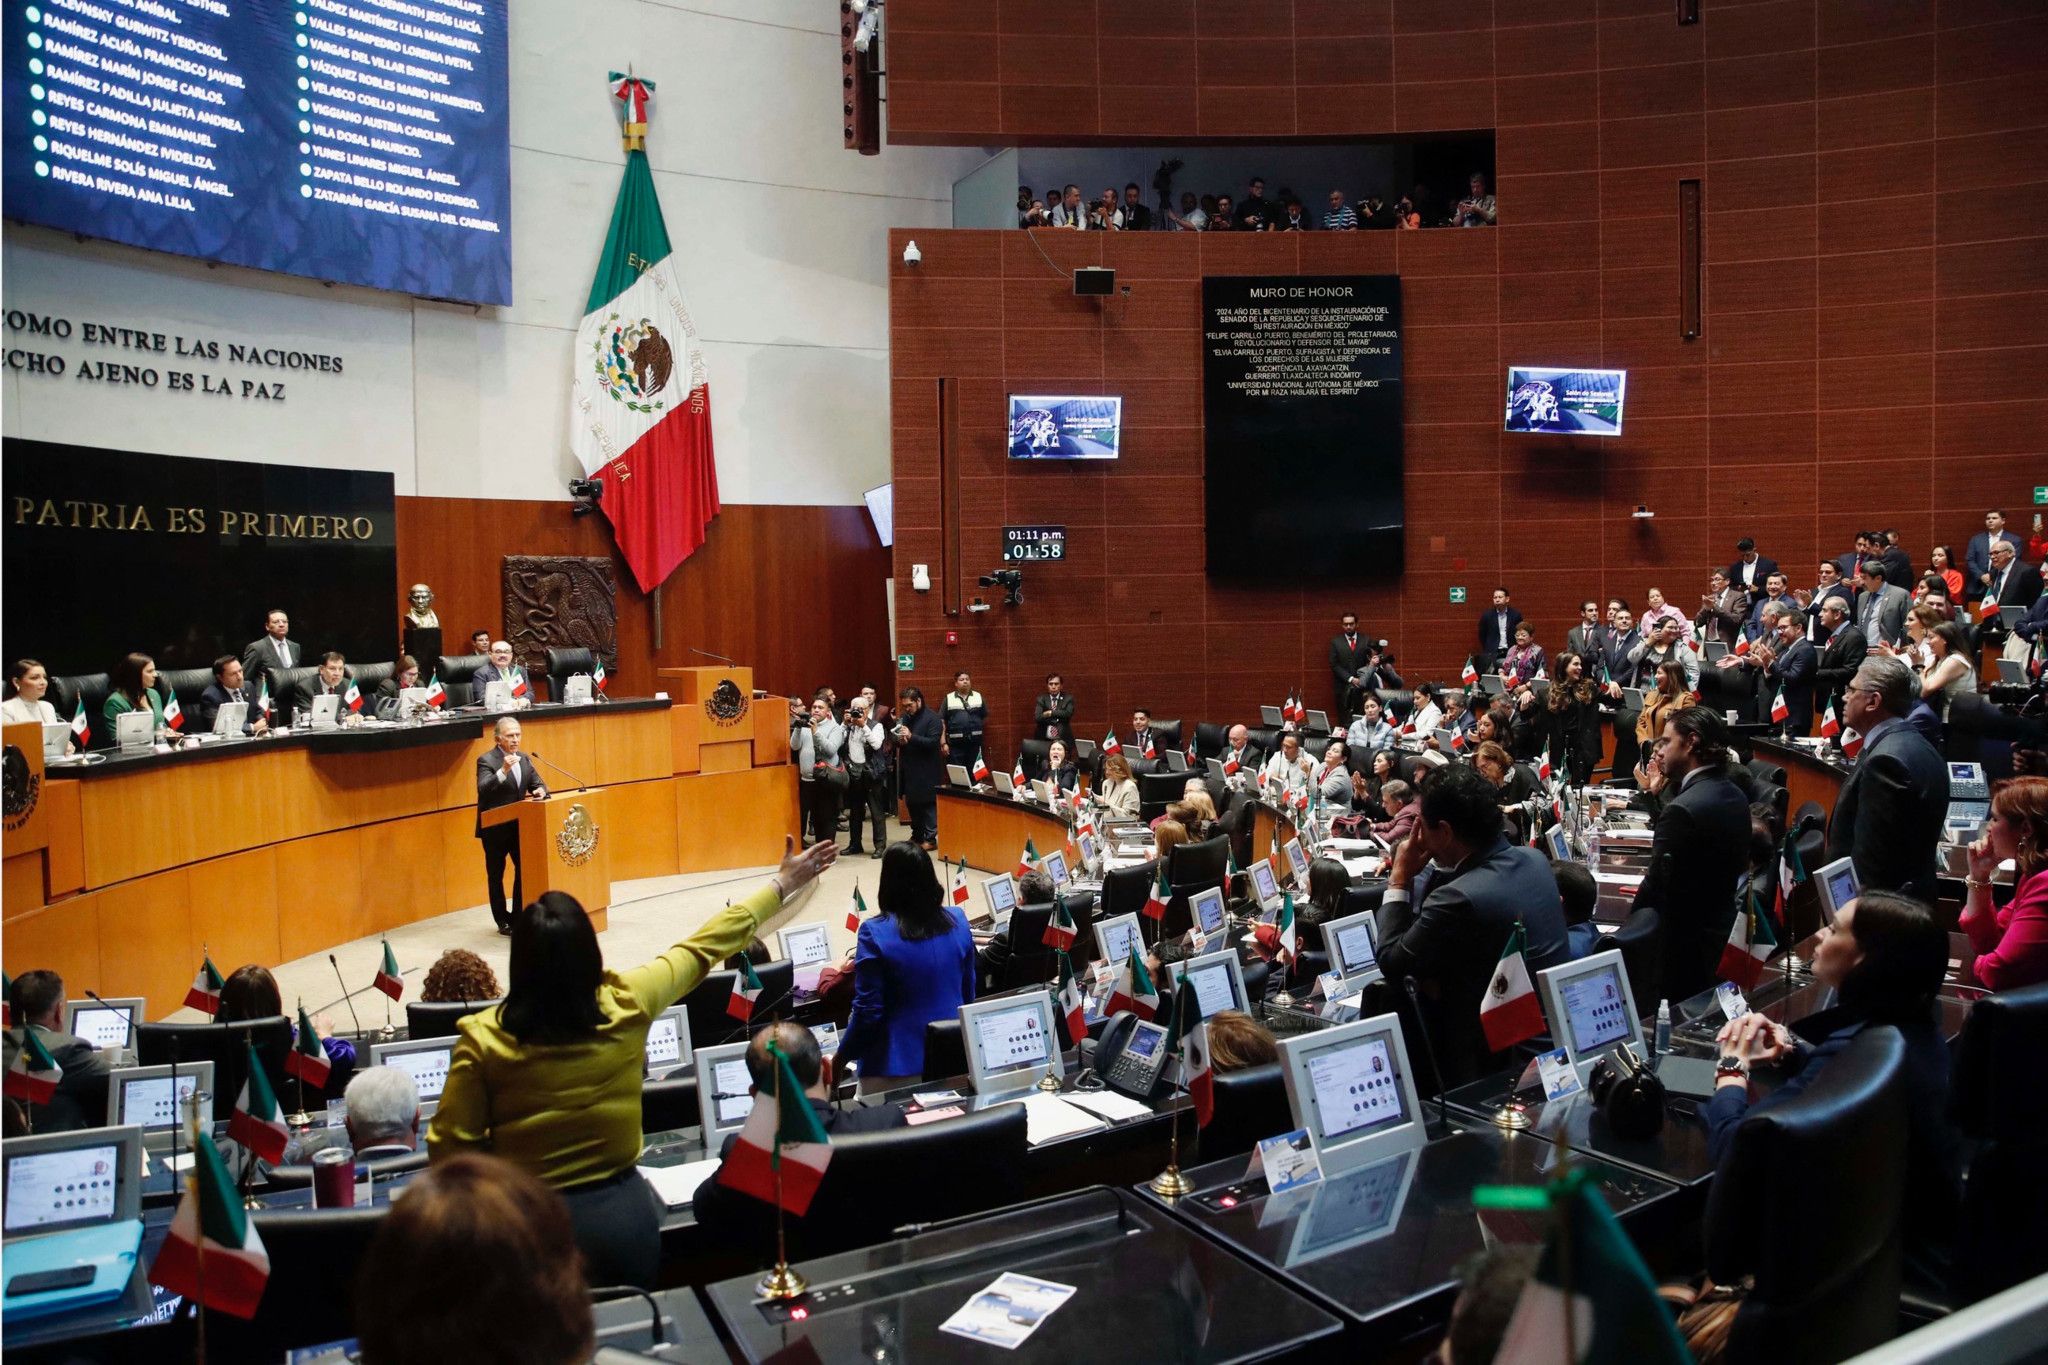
945,630,958,646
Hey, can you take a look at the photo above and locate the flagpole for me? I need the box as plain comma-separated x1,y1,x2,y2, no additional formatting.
288,996,310,1128
1148,987,1192,1198
756,1040,808,1301
186,1086,208,1365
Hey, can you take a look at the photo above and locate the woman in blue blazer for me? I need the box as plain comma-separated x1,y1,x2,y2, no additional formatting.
838,842,976,1090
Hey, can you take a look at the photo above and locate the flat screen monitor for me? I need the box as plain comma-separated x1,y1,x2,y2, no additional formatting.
1041,848,1070,887
982,873,1018,920
1168,951,1247,1020
644,1006,691,1080
108,1063,214,1134
695,1043,755,1138
1284,837,1310,886
1284,1148,1418,1267
946,764,972,788
367,1038,453,1110
777,924,834,970
1093,912,1141,970
1007,395,1122,460
1076,831,1099,867
958,992,1061,1095
1537,949,1642,1081
1319,911,1383,990
1811,856,1859,929
65,998,142,1055
1505,367,1627,436
1189,886,1228,938
2,1126,143,1239
1277,1014,1425,1175
1247,858,1282,913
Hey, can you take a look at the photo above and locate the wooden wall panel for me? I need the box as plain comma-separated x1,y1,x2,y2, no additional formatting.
606,779,680,883
184,848,283,975
276,832,366,965
887,6,2048,762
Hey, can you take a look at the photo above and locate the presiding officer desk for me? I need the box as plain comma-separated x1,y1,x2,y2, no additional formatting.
1,665,800,1019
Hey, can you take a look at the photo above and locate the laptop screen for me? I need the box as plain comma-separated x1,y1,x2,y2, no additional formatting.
118,1073,205,1131
373,1043,452,1103
4,1141,122,1236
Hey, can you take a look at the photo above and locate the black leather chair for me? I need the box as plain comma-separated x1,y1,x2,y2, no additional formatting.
1241,958,1272,1004
1204,1061,1290,1160
1094,864,1158,958
1745,756,1788,789
1019,738,1053,780
1948,982,2048,1305
263,1148,427,1190
138,1017,293,1106
1608,908,1662,1017
1193,722,1228,760
206,1205,384,1360
641,1075,701,1134
682,961,795,1047
546,647,599,702
983,904,1057,992
49,673,110,725
1704,1025,1910,1365
1148,718,1185,751
404,998,498,1040
352,661,395,697
1376,688,1417,718
435,652,488,706
1138,771,1185,822
159,667,213,719
921,1018,967,1082
1169,834,1230,893
273,664,323,717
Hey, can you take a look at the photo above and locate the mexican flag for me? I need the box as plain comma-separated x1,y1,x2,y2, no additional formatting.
373,940,404,1001
509,667,529,700
4,1029,62,1104
1841,727,1864,758
185,955,224,1015
971,751,990,784
163,690,185,731
568,77,719,594
1012,755,1027,789
1173,976,1215,1127
1101,731,1122,754
423,673,447,707
949,860,971,907
1772,833,1806,935
1462,659,1479,685
728,956,763,1021
1185,735,1198,766
342,678,363,714
1143,733,1158,759
70,695,91,747
226,1043,289,1165
1819,701,1839,738
1056,953,1087,1042
1016,838,1043,879
1141,863,1170,921
1480,923,1546,1052
714,1040,832,1216
256,676,273,718
149,1132,271,1319
1106,947,1158,1020
846,883,869,934
1719,895,1778,991
592,658,609,693
285,1005,332,1088
1042,898,1078,951
1537,752,1554,784
1770,689,1789,723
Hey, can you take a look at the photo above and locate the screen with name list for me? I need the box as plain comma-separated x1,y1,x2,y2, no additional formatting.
4,1144,120,1233
973,1007,1049,1076
2,0,512,304
1192,888,1226,935
711,1059,754,1126
1098,918,1139,971
1333,921,1377,976
984,876,1016,914
1559,970,1632,1056
1041,849,1068,885
1825,867,1857,913
1249,859,1279,903
646,1017,682,1068
1180,962,1238,1019
120,1074,200,1130
783,926,831,967
1306,1036,1406,1143
72,1006,131,1051
384,1047,449,1101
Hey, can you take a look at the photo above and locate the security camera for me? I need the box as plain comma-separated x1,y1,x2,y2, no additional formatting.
902,240,921,267
977,567,1024,605
568,476,603,517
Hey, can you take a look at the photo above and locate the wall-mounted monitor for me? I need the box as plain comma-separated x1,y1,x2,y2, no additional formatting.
1505,367,1627,436
1008,396,1122,460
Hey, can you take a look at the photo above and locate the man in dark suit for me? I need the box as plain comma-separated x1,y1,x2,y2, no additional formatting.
1631,708,1751,1003
1981,539,2043,642
470,639,525,706
1966,509,2022,602
1476,588,1522,673
1118,183,1153,232
1125,707,1158,758
1880,530,1914,589
475,716,547,932
3,970,117,1131
1827,657,1949,901
1564,600,1604,662
1854,561,1911,647
1811,597,1867,725
893,686,944,849
1763,609,1817,736
1329,612,1374,716
195,654,271,736
1375,765,1570,1083
1032,673,1075,746
1726,538,1778,597
240,607,301,689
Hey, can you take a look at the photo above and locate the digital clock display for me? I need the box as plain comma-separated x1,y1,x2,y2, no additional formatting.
1003,525,1066,562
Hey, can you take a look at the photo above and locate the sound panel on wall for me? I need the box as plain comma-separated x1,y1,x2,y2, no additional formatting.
1202,275,1404,581
1679,179,1702,341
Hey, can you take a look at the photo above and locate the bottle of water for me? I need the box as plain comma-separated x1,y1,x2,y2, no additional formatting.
1655,999,1672,1055
1584,816,1600,869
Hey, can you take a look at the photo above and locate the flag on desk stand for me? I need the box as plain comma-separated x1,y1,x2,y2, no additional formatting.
70,696,91,748
1101,731,1122,755
226,1043,289,1165
1043,898,1078,952
1143,732,1158,760
1185,734,1199,767
1719,893,1777,992
1172,976,1215,1128
509,668,529,701
1769,689,1790,724
1734,634,1752,656
1462,659,1479,686
423,673,447,708
1016,838,1043,879
257,676,274,720
1840,727,1865,759
1106,947,1158,1021
971,751,990,784
948,860,971,909
3,1028,62,1105
1012,755,1027,791
1141,863,1170,922
727,956,763,1021
1480,923,1546,1053
1819,701,1840,740
715,1039,832,1216
1537,752,1554,785
285,1005,332,1089
373,939,404,1001
846,883,868,935
342,678,363,714
592,658,609,694
1502,665,1520,690
1254,893,1299,965
568,75,719,595
162,690,185,731
185,955,224,1015
149,1131,270,1319
1772,831,1806,934
1057,953,1088,1043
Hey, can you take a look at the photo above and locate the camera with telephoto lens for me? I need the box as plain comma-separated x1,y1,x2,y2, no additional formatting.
978,568,1024,605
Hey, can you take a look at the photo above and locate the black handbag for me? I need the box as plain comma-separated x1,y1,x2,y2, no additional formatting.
1587,1044,1667,1140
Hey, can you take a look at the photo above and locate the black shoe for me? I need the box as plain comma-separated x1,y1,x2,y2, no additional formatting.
844,844,863,856
496,923,513,936
870,847,883,859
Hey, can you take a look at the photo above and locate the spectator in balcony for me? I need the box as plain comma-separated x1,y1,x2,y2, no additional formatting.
1019,196,1048,228
1120,183,1152,232
1394,196,1421,230
1015,186,1037,228
1359,195,1394,229
1167,191,1206,232
1237,177,1271,231
1090,187,1123,230
1454,172,1497,227
1048,183,1086,229
1209,195,1236,231
1321,189,1358,231
1275,196,1313,231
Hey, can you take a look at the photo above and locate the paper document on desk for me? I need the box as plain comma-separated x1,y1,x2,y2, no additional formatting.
636,1158,721,1208
1597,827,1655,844
1061,1090,1151,1123
1003,1092,1108,1145
1592,871,1645,889
939,1271,1077,1350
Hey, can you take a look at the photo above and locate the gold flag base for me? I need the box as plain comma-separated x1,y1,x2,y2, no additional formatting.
1492,1099,1533,1131
756,1260,809,1300
1148,1164,1193,1198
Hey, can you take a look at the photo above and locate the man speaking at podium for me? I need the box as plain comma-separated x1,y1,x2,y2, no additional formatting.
477,717,548,934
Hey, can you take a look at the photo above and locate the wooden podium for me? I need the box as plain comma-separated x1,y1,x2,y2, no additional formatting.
2,721,50,860
481,789,612,932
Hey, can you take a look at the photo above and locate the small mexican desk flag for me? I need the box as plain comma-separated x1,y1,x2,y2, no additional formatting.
714,1040,833,1216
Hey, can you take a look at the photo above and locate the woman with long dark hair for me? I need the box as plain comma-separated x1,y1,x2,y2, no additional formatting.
428,836,837,1286
102,651,167,735
1543,651,1602,785
837,841,976,1092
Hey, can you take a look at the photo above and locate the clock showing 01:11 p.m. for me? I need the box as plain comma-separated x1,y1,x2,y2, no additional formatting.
1003,526,1066,562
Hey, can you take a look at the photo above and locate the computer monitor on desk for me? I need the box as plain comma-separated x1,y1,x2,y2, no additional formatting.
1246,858,1282,916
1319,911,1383,992
1167,950,1248,1019
1041,848,1070,887
65,998,142,1055
645,1006,692,1080
107,1063,214,1139
1536,949,1644,1083
1277,1014,1426,1176
1189,887,1228,941
367,1037,454,1117
959,992,1062,1097
982,873,1018,922
778,924,834,973
1093,912,1141,970
2,1126,144,1240
696,1043,755,1139
1810,856,1858,929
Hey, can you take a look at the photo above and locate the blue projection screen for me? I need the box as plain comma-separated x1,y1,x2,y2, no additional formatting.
3,0,511,306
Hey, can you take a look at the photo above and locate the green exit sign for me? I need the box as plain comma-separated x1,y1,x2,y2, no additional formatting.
2035,486,2047,505
896,654,915,672
1449,586,1467,604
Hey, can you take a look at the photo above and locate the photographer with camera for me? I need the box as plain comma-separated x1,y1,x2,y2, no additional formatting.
789,693,846,848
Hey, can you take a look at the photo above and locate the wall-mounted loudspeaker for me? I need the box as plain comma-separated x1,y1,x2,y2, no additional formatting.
1073,267,1115,297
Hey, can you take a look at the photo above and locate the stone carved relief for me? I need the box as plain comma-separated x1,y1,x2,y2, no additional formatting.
501,556,618,683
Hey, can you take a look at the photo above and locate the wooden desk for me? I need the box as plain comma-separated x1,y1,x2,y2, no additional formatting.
936,789,1075,874
1751,737,1848,823
2,699,798,1019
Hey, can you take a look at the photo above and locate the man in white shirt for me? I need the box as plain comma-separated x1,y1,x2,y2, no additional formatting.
1261,733,1313,802
1048,184,1087,229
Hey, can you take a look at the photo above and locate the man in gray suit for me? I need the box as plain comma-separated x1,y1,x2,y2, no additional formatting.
1853,560,1910,648
240,607,302,688
1377,765,1570,1083
1827,656,1948,901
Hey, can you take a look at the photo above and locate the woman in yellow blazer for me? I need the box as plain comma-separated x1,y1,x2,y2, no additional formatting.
101,652,167,740
1635,660,1697,750
428,835,837,1287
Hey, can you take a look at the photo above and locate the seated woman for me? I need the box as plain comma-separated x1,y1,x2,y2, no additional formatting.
1961,776,2048,992
3,659,72,751
1473,741,1531,806
1370,779,1417,845
1153,815,1190,863
1712,890,1962,1279
428,836,836,1288
101,652,167,739
1206,1010,1279,1072
1500,622,1547,683
421,949,501,1003
1316,738,1352,812
837,842,976,1095
1357,749,1398,821
218,964,356,1103
1180,787,1220,839
375,654,423,719
1098,752,1140,819
1043,739,1079,794
1303,855,1350,930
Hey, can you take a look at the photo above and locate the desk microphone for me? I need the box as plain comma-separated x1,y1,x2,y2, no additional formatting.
327,955,367,1037
689,647,739,667
527,751,587,792
1400,975,1452,1131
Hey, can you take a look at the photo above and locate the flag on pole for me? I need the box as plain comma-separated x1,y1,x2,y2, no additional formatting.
1770,689,1789,724
1480,923,1546,1052
226,1043,289,1165
71,695,92,747
423,673,446,708
1185,735,1198,766
1141,862,1170,921
1016,838,1043,878
342,678,363,714
846,883,869,934
1537,752,1554,784
509,667,529,700
1719,894,1778,990
592,658,609,693
1172,977,1215,1127
1450,729,1468,752
1502,665,1519,689
1255,892,1299,963
1284,693,1305,725
3,1028,62,1104
148,1132,271,1319
727,956,763,1021
1101,731,1122,755
257,676,274,719
1105,947,1159,1020
1772,831,1807,934
949,860,971,908
1143,733,1157,759
163,690,185,731
569,77,719,594
1462,659,1479,686
1819,701,1840,738
285,1005,332,1088
1012,754,1027,789
1056,953,1088,1042
971,751,990,784
714,1040,834,1216
185,955,224,1015
1222,754,1241,777
1042,897,1078,951
372,940,404,1001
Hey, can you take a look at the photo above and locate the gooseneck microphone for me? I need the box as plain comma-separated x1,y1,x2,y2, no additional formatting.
526,751,587,792
327,954,366,1037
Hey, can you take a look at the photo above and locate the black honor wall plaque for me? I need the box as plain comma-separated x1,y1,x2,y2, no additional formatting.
1202,275,1403,581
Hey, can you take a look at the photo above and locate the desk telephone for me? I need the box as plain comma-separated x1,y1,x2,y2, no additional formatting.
1081,1011,1171,1101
